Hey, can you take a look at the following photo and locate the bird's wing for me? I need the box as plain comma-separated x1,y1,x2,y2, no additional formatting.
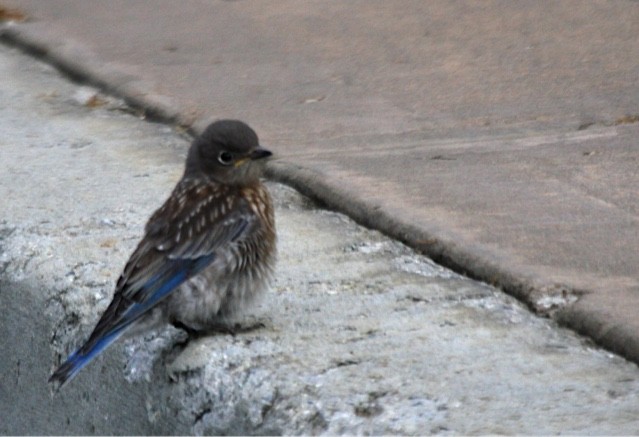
91,180,256,341
50,180,256,386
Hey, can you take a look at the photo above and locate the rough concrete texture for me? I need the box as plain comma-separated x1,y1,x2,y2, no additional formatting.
1,0,638,365
3,44,639,435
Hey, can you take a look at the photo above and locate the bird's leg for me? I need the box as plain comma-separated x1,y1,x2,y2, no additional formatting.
170,319,200,337
212,320,266,335
172,318,267,339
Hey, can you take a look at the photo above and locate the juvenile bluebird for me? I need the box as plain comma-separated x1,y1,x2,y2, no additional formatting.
50,119,276,388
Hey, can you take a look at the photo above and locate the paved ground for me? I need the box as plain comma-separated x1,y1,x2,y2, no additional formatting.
3,42,639,436
1,0,638,363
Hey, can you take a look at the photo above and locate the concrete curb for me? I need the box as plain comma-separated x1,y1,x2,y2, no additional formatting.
0,23,195,127
2,22,636,366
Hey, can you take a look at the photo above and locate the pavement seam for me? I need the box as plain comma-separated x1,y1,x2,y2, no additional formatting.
0,25,194,128
2,22,637,366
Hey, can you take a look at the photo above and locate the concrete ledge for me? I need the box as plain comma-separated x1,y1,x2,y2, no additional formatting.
0,23,194,126
558,289,639,364
3,39,639,435
3,17,639,368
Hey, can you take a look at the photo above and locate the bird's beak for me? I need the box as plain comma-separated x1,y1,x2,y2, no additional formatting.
250,147,272,161
234,147,272,167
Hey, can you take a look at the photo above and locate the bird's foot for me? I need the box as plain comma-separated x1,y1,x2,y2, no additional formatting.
171,319,266,338
171,320,200,337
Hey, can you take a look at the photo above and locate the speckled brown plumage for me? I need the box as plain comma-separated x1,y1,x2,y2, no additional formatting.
50,120,276,388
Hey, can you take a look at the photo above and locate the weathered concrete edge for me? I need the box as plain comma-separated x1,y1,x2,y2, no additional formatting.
266,162,639,365
0,24,199,128
2,23,638,365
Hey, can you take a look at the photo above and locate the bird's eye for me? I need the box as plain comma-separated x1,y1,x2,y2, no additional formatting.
217,151,234,166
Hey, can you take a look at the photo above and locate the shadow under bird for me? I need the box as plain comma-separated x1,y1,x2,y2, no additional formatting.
49,119,277,388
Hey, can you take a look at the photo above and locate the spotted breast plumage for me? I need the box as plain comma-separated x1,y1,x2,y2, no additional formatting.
49,119,276,388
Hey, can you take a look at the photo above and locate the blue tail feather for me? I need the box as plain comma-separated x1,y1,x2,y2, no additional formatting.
49,327,126,388
49,254,215,389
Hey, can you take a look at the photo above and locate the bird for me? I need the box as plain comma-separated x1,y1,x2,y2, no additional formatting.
49,119,277,388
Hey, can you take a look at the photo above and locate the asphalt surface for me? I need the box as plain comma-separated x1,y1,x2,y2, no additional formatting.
2,42,639,435
1,1,637,364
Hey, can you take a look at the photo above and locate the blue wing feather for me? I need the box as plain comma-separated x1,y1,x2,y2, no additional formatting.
49,181,254,389
49,253,215,388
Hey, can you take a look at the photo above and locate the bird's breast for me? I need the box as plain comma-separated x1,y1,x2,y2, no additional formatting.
166,214,276,330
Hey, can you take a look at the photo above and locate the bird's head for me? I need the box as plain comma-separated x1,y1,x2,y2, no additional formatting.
185,119,272,185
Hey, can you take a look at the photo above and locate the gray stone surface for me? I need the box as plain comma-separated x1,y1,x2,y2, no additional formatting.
0,45,188,435
1,0,638,364
2,43,639,435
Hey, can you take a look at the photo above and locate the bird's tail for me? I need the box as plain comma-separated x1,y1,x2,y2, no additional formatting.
49,327,126,389
49,255,216,389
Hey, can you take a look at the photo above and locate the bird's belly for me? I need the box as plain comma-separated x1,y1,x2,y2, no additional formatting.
165,259,271,331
